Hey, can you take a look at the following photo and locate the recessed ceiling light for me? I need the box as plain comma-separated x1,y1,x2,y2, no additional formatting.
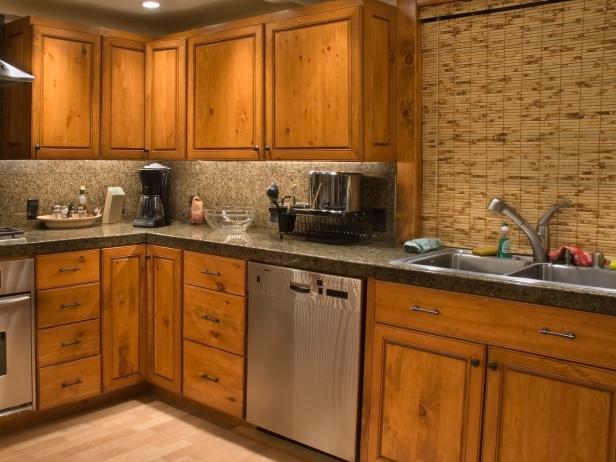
142,1,160,9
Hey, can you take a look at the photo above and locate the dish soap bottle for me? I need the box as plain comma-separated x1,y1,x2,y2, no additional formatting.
497,222,512,258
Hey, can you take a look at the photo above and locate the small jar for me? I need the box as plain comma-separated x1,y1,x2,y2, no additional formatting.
60,205,69,219
52,205,62,220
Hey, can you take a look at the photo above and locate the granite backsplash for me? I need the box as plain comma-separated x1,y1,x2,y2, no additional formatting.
0,160,396,239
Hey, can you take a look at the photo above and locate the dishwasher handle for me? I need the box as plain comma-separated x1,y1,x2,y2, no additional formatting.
289,282,311,294
0,294,30,308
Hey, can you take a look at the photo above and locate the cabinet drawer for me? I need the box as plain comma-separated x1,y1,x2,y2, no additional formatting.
37,283,100,329
38,356,101,410
374,281,616,370
37,250,100,290
183,339,244,417
37,320,100,368
184,285,245,355
184,252,246,295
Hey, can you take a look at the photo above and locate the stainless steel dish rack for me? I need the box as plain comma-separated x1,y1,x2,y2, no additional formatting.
278,209,374,244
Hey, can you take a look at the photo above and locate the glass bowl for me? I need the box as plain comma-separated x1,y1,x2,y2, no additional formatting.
204,207,256,232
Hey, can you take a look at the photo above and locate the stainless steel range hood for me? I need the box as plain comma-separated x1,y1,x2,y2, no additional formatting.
0,60,34,87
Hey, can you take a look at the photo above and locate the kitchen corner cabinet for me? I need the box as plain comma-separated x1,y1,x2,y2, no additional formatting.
363,280,616,462
146,39,187,160
265,2,397,161
102,245,147,392
2,17,101,159
187,25,263,160
146,246,182,394
101,35,147,159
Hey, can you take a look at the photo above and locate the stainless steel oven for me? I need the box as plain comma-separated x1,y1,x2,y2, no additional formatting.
0,258,35,415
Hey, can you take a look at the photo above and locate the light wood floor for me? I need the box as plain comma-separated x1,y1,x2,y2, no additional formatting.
0,397,329,462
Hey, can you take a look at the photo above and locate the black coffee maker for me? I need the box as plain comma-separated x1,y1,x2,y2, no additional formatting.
133,164,171,228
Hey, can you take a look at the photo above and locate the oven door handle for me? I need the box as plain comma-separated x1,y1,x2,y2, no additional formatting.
0,294,30,307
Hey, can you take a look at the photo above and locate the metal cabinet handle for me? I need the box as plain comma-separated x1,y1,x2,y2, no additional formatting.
61,301,82,309
61,339,82,347
539,328,576,340
471,359,481,368
34,144,41,151
201,313,220,323
144,147,150,154
488,362,498,371
201,269,221,277
62,379,83,388
409,305,440,316
59,266,81,273
200,373,219,383
264,145,271,151
254,145,260,152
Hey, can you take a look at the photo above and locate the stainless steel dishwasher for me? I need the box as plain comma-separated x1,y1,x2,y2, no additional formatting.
247,262,363,462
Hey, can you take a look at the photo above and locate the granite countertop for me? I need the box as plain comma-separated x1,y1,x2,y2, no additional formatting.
1,222,615,316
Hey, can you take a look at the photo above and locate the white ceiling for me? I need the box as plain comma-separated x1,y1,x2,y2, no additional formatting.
0,0,341,36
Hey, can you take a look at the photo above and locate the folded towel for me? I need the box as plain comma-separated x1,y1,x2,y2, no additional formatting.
549,245,592,267
404,238,442,254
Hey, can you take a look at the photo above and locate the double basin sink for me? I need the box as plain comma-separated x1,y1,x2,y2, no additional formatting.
391,249,616,292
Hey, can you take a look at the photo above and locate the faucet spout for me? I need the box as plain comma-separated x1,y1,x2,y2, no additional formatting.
487,198,549,263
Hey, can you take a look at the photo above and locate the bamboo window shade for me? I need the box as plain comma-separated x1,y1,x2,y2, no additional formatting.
420,0,616,255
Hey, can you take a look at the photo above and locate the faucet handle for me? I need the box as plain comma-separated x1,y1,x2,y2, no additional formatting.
537,201,570,227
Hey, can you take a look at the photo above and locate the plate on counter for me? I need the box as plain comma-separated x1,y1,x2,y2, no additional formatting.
37,214,102,229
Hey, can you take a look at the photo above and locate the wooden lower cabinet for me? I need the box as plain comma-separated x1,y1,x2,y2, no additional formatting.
102,245,147,391
38,356,101,410
482,347,616,462
183,339,244,418
366,325,485,462
147,245,182,394
364,279,616,462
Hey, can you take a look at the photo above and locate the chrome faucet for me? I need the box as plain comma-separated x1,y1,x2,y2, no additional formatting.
487,198,569,262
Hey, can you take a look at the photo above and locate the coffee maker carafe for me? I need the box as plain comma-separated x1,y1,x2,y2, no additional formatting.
134,164,171,228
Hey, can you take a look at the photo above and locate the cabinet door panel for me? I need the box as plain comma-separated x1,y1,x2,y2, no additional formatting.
102,246,146,391
2,20,32,159
482,347,616,462
188,25,262,159
146,39,186,159
147,246,182,393
265,7,361,160
102,37,146,159
32,26,100,159
367,325,485,462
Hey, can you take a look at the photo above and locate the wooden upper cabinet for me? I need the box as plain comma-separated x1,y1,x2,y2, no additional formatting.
188,25,263,160
146,39,186,160
2,18,101,159
33,26,101,159
265,7,361,161
264,2,396,161
482,347,616,462
367,325,485,462
364,1,397,162
102,245,147,391
147,246,182,394
101,36,147,159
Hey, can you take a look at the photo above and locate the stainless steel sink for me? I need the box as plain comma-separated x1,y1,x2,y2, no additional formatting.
508,263,616,290
391,249,531,275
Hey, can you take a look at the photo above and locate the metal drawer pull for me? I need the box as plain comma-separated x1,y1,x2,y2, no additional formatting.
200,373,219,383
410,305,440,316
201,269,221,277
62,379,83,388
61,339,82,347
539,328,576,340
201,313,220,323
59,266,81,272
290,283,311,294
61,301,82,309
